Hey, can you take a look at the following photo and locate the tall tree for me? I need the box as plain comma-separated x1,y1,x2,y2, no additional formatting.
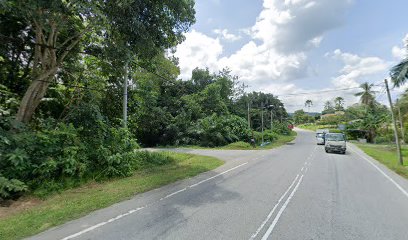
322,100,335,114
305,99,313,113
354,82,376,105
2,0,195,123
334,97,345,111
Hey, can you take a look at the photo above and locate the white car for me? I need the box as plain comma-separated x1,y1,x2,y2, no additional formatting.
324,133,346,154
316,133,325,145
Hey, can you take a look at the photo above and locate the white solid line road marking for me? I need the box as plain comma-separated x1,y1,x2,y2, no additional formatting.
61,207,144,240
249,174,300,240
261,175,304,240
350,147,408,199
189,162,248,188
60,162,249,240
162,188,187,199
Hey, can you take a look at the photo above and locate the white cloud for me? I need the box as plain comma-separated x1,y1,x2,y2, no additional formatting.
252,0,353,54
213,29,241,42
329,49,389,89
392,34,408,59
173,30,223,80
174,0,359,111
176,0,353,84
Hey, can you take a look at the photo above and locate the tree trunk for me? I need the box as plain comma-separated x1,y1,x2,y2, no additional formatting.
15,76,53,123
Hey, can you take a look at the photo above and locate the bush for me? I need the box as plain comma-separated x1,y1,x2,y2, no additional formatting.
0,114,146,200
0,175,27,201
252,130,278,144
272,122,291,135
190,114,249,147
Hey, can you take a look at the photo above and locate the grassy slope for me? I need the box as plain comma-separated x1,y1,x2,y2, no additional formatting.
355,143,408,179
0,153,223,240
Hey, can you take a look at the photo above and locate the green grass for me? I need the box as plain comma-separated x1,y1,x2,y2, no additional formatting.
159,132,297,150
354,143,408,179
297,124,337,132
0,153,223,240
254,132,297,150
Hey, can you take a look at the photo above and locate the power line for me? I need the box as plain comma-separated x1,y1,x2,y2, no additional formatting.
276,83,384,98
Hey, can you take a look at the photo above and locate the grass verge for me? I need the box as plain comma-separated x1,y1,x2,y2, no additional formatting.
0,153,223,240
253,131,297,150
354,143,408,179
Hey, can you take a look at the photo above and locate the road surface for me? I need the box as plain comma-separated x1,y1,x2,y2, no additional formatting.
29,129,408,240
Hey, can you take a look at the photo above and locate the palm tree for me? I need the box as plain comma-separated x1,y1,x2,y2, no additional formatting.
354,82,376,105
390,59,408,87
305,100,313,113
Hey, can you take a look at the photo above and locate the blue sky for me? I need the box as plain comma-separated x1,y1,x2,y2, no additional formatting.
174,0,408,111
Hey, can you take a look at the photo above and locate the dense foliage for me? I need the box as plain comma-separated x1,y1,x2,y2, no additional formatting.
0,2,291,201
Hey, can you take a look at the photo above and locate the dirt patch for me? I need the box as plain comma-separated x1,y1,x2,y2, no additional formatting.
0,197,42,219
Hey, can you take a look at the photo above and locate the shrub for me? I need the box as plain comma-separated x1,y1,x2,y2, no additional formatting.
191,114,249,147
0,115,143,199
0,175,28,201
251,130,278,144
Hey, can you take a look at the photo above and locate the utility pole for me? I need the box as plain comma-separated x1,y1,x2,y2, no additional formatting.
397,99,405,144
261,102,264,145
270,108,273,130
385,79,403,165
247,101,251,129
123,62,128,128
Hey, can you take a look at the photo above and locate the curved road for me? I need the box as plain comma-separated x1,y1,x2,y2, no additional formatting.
30,129,408,240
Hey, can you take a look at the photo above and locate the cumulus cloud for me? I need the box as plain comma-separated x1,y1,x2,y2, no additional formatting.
175,0,353,86
213,29,241,42
173,30,223,80
392,34,408,59
273,49,390,112
252,0,352,53
328,49,389,89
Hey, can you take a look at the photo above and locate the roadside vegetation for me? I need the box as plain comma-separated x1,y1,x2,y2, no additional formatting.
0,0,294,223
0,152,223,240
354,143,408,179
166,131,297,150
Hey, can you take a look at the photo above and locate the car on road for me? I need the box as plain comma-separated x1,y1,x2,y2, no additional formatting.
316,129,329,145
324,133,346,154
316,133,325,145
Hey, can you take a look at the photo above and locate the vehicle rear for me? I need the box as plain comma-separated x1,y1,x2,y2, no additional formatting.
316,133,325,145
324,133,346,154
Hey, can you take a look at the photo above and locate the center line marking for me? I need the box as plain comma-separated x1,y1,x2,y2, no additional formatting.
261,175,304,240
249,174,300,240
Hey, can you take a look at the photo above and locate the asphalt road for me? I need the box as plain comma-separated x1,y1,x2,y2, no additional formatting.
29,129,408,240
